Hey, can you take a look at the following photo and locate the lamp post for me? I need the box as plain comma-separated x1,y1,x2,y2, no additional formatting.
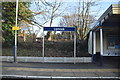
14,0,19,63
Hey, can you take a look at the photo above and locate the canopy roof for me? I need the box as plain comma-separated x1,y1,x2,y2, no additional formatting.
91,4,120,31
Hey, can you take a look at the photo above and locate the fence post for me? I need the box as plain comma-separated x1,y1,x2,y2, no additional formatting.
74,31,76,64
42,28,44,63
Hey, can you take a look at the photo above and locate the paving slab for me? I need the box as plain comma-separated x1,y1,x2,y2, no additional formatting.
1,57,120,79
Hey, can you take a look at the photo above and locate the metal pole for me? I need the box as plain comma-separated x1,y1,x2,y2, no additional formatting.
74,32,76,64
14,0,19,63
42,28,44,63
100,28,103,66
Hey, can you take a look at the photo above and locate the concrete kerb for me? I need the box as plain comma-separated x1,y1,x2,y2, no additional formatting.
1,75,120,79
1,56,92,63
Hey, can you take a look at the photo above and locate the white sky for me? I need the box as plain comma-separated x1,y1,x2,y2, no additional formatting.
29,0,119,37
31,0,119,2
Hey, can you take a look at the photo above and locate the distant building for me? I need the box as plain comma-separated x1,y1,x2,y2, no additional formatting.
88,4,120,56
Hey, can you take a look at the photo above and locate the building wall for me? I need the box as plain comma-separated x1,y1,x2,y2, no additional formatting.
96,31,100,52
95,27,120,56
88,27,120,56
102,27,120,56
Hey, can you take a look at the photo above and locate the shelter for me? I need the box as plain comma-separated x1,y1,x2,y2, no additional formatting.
88,4,120,64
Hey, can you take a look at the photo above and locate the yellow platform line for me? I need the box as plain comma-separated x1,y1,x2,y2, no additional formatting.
3,67,120,72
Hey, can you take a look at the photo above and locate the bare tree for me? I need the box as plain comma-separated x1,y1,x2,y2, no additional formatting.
35,0,64,41
59,0,96,40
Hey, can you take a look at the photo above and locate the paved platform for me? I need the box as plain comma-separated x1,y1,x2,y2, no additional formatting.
0,57,120,79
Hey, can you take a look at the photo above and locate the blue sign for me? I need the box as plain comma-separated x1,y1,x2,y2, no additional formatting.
115,45,120,49
44,27,76,31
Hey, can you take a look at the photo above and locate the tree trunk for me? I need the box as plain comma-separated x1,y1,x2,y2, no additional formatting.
70,32,72,40
48,6,54,41
23,30,26,42
48,32,52,41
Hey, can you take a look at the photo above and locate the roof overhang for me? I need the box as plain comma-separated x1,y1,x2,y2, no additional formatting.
91,4,120,32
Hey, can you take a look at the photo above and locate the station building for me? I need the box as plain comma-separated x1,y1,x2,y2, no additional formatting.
88,4,120,57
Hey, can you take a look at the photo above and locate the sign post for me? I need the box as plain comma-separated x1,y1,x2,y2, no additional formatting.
13,0,19,63
43,27,76,64
42,30,44,63
74,31,76,64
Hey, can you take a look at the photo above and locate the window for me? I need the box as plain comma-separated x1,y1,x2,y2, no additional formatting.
107,36,120,49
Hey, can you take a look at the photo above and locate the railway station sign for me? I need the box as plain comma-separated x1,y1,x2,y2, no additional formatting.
44,27,76,31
